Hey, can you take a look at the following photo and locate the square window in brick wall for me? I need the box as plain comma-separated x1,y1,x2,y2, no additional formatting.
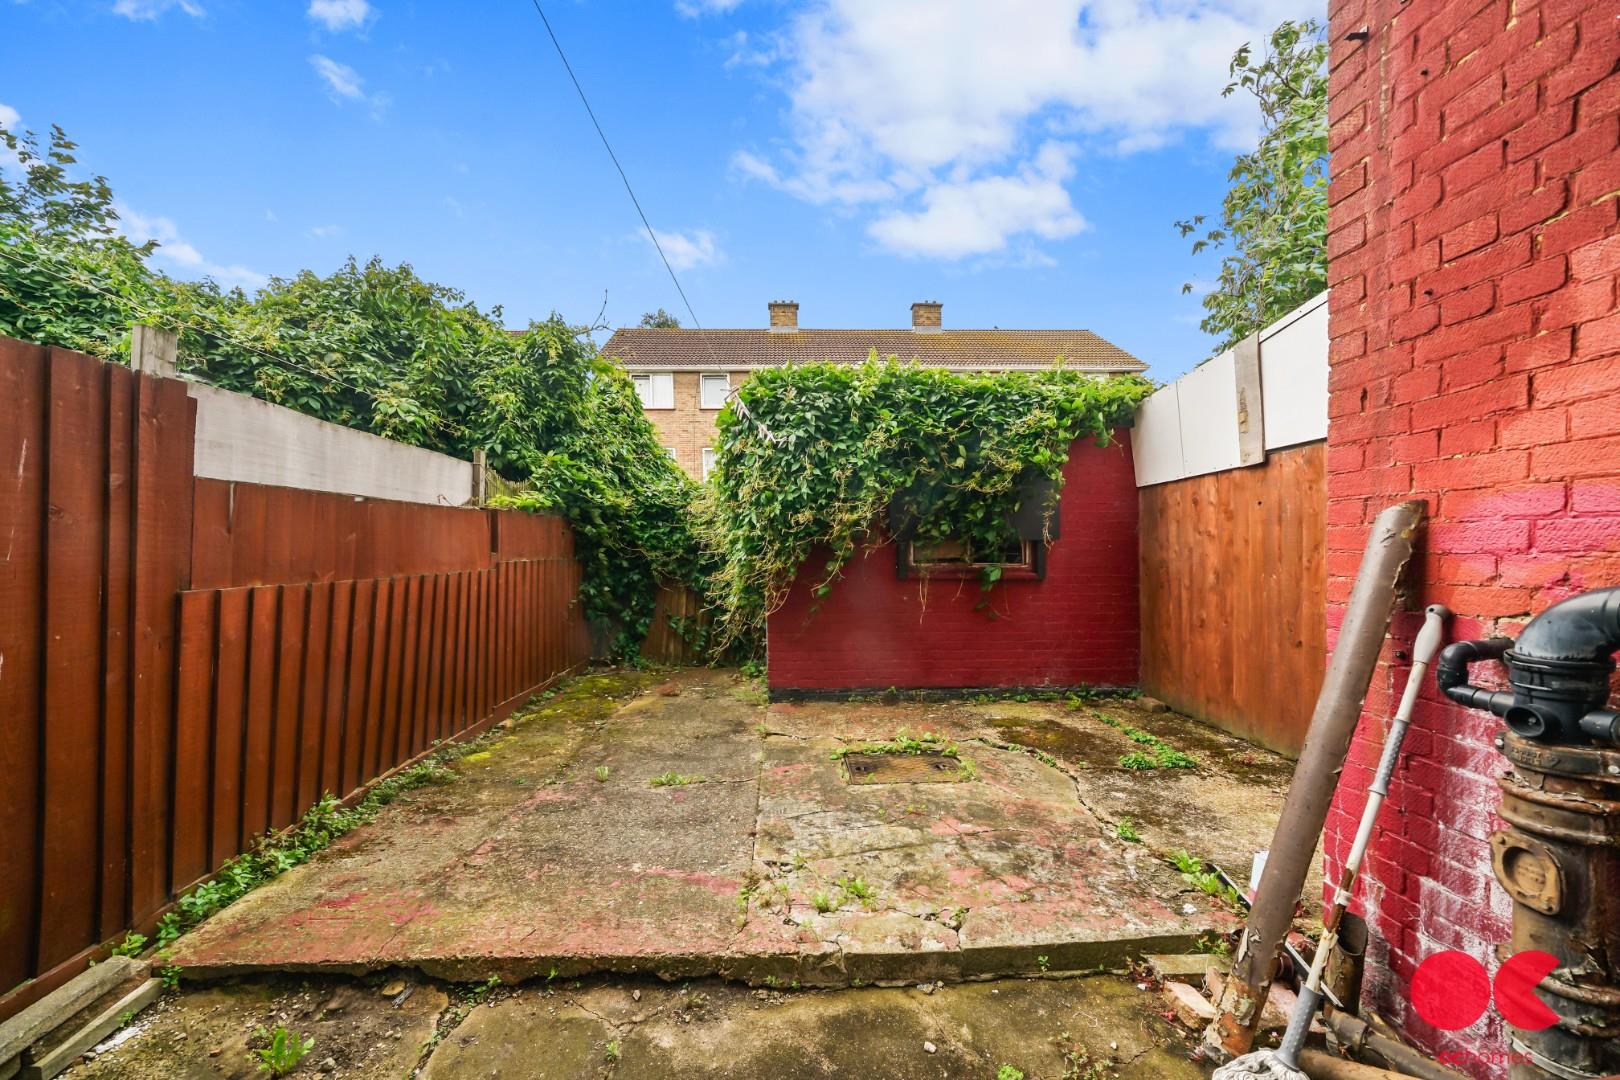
699,373,730,410
633,373,674,409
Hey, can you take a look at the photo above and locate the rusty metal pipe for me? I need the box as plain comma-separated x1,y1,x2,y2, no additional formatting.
1321,1010,1469,1080
1298,1048,1417,1080
1205,500,1425,1061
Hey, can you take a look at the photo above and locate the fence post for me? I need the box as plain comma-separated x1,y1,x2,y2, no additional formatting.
472,449,487,508
130,324,178,377
1233,330,1265,467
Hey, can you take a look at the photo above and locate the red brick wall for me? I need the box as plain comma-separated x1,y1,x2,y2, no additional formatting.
767,438,1139,691
1325,0,1618,1073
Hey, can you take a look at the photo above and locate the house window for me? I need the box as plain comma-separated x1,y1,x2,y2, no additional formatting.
898,536,1042,580
892,471,1058,581
699,373,731,410
701,447,717,480
663,446,678,461
632,373,675,409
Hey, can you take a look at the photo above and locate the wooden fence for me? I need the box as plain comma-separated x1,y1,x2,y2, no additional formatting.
640,583,711,665
1138,442,1327,756
0,338,587,1016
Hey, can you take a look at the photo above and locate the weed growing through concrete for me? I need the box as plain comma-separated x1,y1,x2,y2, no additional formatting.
650,772,704,787
830,731,960,761
1058,1044,1110,1080
984,739,1061,769
251,1025,313,1077
159,965,182,989
604,1039,622,1062
811,890,838,914
998,1066,1026,1080
1096,712,1198,770
1167,850,1242,907
1114,818,1141,842
835,876,876,907
594,766,610,782
111,931,147,957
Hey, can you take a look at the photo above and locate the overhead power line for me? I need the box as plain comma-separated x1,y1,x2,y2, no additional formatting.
523,0,706,333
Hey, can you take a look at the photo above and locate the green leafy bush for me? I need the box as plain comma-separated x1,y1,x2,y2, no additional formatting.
705,361,1151,646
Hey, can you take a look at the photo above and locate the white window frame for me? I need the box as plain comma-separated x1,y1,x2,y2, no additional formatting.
699,373,731,411
632,372,675,409
701,447,717,480
663,446,678,461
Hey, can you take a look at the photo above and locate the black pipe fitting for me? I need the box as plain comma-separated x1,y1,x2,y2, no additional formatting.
1436,637,1515,714
1435,586,1620,745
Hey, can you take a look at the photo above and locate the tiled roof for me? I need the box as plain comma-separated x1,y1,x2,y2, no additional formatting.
598,328,1146,373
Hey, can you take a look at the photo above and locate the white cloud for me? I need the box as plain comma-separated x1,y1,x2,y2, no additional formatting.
867,141,1086,258
111,0,203,19
733,0,1315,260
117,205,267,290
310,54,365,100
309,54,389,115
644,228,722,271
677,0,744,15
307,0,373,32
308,224,342,239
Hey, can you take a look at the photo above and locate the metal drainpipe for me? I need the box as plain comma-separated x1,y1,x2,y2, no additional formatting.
1436,586,1620,1080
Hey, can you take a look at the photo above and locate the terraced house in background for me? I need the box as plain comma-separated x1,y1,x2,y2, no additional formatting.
603,300,1149,479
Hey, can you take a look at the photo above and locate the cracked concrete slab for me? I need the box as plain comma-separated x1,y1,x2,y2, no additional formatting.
169,671,1287,989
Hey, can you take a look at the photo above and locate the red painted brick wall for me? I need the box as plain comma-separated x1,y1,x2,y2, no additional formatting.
767,437,1139,691
1325,0,1618,1074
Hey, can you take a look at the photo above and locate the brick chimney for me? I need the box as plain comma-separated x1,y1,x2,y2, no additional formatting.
768,300,799,333
911,301,942,332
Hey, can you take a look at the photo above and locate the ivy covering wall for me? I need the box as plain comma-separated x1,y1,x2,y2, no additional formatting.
703,362,1152,648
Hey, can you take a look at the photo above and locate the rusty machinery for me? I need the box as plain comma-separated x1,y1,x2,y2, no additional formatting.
1437,586,1620,1080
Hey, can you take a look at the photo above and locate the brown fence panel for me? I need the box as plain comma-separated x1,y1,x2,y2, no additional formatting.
210,588,251,869
0,342,196,1011
191,479,495,589
0,336,589,1018
642,584,711,665
1139,442,1327,758
0,339,46,989
168,559,581,859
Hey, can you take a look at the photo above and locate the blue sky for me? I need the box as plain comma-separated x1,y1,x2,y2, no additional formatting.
2,0,1317,381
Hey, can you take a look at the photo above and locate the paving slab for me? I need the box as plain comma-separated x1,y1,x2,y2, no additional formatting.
419,975,1205,1080
170,671,1278,988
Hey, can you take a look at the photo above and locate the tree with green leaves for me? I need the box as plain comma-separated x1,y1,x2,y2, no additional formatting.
1177,19,1328,350
0,120,708,660
638,308,680,328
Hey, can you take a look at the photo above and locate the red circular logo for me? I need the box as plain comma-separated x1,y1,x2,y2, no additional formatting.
1410,949,1559,1032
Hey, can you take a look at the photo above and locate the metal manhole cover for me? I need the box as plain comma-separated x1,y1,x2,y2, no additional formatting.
843,751,963,785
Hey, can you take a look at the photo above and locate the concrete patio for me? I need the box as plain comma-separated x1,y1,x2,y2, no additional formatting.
169,669,1295,989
